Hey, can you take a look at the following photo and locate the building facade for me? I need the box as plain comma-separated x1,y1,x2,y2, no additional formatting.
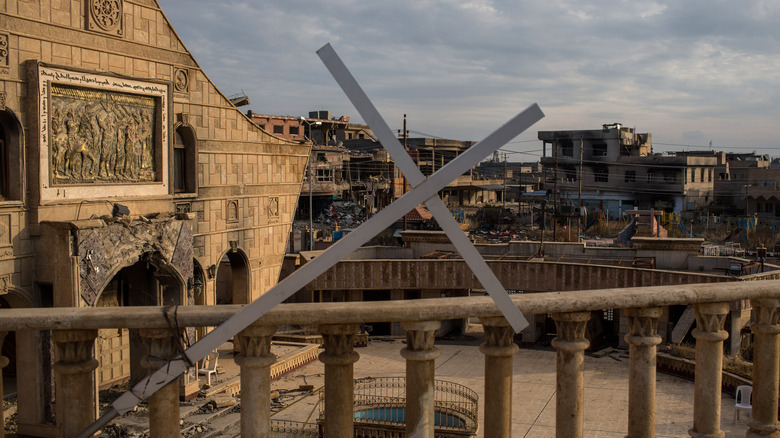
539,125,717,217
1,1,308,433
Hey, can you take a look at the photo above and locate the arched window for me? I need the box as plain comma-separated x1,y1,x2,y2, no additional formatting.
0,110,23,201
173,123,196,193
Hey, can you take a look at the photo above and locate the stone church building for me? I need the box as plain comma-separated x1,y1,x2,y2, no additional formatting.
0,1,309,434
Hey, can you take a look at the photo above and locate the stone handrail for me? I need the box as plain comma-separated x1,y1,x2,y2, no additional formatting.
0,279,778,331
0,280,779,438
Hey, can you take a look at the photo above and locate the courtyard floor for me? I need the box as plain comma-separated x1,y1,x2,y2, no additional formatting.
261,332,750,438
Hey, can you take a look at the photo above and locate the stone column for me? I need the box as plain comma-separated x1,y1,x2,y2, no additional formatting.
52,329,99,438
479,317,518,438
401,320,441,438
319,323,360,438
0,331,8,438
234,324,277,438
624,307,663,438
747,298,780,438
551,312,590,438
689,302,729,438
140,328,181,438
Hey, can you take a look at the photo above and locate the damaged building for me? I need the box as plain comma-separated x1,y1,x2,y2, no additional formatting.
0,0,308,433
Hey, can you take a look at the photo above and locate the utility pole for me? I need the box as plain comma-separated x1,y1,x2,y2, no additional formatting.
502,153,507,210
553,139,558,242
401,114,408,231
578,137,584,241
308,150,314,251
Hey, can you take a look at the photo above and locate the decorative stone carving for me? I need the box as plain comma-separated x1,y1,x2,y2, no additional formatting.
401,320,440,362
551,311,590,351
268,197,279,218
237,327,274,358
139,328,180,370
0,91,5,109
53,330,99,373
752,298,780,329
480,317,518,357
87,0,124,36
0,275,9,295
318,323,360,365
625,307,663,346
227,200,239,223
692,302,728,341
50,84,157,183
173,69,189,93
77,219,192,306
0,33,8,70
175,202,191,215
177,113,189,125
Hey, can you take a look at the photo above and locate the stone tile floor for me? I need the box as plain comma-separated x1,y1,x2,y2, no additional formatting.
258,334,750,438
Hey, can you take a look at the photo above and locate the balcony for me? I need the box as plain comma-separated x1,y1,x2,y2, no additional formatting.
0,280,778,437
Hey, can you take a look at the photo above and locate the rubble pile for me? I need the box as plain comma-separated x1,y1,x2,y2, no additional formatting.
317,201,366,227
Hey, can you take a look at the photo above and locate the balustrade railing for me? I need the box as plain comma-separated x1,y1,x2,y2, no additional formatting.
0,280,777,438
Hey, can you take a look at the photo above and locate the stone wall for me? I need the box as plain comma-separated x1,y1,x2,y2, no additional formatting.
1,0,310,308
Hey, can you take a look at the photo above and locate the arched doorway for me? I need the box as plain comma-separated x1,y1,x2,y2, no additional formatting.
95,257,185,387
215,249,250,305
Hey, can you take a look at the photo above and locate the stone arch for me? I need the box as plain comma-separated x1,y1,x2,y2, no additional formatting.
215,247,251,305
92,252,188,387
172,121,197,194
0,108,24,201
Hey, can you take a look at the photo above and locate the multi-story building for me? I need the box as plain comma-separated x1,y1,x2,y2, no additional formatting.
714,153,770,212
0,1,308,432
539,124,717,217
744,168,780,218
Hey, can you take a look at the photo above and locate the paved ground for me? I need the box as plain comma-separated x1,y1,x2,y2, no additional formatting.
260,334,750,438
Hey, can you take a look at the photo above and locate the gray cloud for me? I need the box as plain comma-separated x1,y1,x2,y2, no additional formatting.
159,0,780,155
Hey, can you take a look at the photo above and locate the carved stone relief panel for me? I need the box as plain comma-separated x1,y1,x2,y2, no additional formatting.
50,84,157,184
38,65,169,201
173,69,189,93
0,91,5,110
87,0,124,36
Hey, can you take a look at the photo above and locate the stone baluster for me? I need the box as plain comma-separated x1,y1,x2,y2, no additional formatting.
318,323,360,438
689,302,729,438
479,317,518,438
234,324,277,438
401,320,441,438
140,328,182,438
0,331,8,438
52,329,99,438
551,312,590,438
625,307,663,438
747,298,780,438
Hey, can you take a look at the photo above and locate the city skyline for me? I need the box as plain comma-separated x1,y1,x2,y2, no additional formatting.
160,0,780,157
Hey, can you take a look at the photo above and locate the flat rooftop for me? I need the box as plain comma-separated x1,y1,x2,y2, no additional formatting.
268,331,748,437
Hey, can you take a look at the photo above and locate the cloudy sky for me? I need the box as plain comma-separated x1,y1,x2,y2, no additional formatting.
159,0,780,158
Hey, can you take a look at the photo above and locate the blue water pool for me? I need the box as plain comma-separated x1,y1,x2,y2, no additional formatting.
353,407,464,428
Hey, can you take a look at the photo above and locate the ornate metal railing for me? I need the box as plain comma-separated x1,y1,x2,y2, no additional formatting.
0,280,778,438
320,377,478,432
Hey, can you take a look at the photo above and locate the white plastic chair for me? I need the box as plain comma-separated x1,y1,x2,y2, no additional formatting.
734,385,752,423
198,351,219,386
